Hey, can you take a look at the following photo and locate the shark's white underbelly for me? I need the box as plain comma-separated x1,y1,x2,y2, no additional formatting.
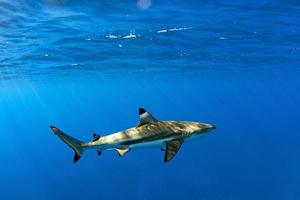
128,138,168,149
89,131,208,151
130,133,208,149
97,135,179,151
185,132,209,142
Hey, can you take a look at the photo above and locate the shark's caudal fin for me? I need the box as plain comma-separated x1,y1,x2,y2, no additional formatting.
50,126,84,163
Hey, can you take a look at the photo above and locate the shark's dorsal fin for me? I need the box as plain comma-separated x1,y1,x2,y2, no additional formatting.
164,140,183,162
136,108,158,127
92,133,101,142
116,148,130,157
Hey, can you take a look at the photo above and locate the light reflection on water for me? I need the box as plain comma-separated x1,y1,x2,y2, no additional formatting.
0,0,299,80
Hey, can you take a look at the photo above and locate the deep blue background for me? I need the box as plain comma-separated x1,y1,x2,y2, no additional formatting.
0,0,299,199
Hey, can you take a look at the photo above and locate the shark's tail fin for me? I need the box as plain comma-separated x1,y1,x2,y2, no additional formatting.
50,126,85,163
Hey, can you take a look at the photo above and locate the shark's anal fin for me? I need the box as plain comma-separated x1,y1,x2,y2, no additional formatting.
164,140,183,162
136,108,158,127
116,148,130,157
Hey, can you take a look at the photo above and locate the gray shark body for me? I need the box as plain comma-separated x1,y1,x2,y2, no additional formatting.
51,108,216,163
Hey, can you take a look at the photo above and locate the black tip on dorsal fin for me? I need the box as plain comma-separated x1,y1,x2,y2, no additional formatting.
136,107,158,128
139,108,146,115
93,133,101,142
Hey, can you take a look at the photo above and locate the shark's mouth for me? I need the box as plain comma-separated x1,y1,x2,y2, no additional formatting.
197,127,214,134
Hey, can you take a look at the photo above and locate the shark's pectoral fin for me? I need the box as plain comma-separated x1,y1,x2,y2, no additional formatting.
164,140,183,162
136,108,158,127
116,148,130,157
96,150,102,156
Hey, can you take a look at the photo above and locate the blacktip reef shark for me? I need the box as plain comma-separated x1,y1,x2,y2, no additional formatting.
50,108,216,163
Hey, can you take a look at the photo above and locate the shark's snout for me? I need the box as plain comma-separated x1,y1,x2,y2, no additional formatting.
200,123,216,133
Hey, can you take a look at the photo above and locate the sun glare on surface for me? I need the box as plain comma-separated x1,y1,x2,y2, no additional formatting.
137,0,152,10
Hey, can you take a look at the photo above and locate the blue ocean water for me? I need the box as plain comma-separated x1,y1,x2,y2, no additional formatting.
0,0,300,199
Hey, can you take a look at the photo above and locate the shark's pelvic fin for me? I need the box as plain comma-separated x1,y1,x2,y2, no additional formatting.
50,126,85,163
116,148,130,157
164,140,183,162
136,108,158,127
96,150,102,156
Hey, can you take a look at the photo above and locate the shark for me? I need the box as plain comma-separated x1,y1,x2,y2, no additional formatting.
50,108,216,163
